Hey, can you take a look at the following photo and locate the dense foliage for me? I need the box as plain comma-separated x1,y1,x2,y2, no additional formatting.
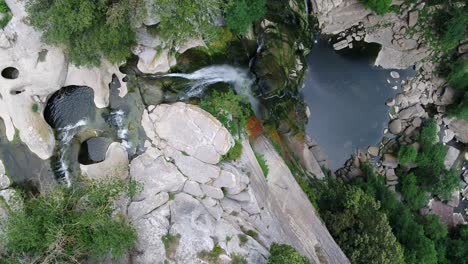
26,0,145,66
267,243,309,264
199,89,251,136
254,150,269,177
315,177,405,264
0,0,12,28
398,144,417,166
154,0,223,47
225,0,266,35
398,173,428,210
225,140,243,160
358,0,392,15
0,177,140,262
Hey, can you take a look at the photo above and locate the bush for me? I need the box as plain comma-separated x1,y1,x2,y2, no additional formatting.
31,103,39,113
447,58,468,91
238,234,248,246
358,0,392,15
26,0,145,66
199,89,251,136
267,243,309,264
226,140,243,160
1,177,140,262
231,253,247,264
439,7,467,52
448,91,468,120
254,150,269,177
199,245,224,263
419,119,438,146
0,0,11,29
446,225,468,264
399,173,428,210
225,0,266,35
155,0,223,47
398,144,417,166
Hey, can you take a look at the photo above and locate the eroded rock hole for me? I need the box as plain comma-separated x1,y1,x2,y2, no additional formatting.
10,89,25,95
1,67,19,79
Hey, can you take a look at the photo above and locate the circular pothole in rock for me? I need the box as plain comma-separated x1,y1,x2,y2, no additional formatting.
78,137,112,165
1,67,19,79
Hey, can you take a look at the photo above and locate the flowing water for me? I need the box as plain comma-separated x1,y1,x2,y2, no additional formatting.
302,38,415,169
145,65,260,113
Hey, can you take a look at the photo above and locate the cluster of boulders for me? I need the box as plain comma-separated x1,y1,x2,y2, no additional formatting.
332,23,366,50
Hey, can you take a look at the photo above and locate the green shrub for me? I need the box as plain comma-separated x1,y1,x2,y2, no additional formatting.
231,253,247,264
245,230,258,239
398,144,418,166
439,8,467,52
419,119,438,146
358,0,392,15
199,89,251,136
399,173,428,210
161,233,178,250
267,243,309,264
199,245,224,263
1,177,140,262
238,234,248,246
226,140,243,160
0,0,11,29
31,103,39,113
26,0,145,66
447,58,468,91
254,150,269,177
448,91,468,120
225,0,266,35
446,225,468,264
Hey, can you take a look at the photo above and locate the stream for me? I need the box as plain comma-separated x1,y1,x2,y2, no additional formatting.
302,38,415,169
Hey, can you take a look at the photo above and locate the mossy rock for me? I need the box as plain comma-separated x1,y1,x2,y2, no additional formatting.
175,48,213,73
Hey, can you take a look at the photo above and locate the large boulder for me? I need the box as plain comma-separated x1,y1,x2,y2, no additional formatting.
80,143,129,180
0,0,67,159
146,103,233,164
448,119,468,143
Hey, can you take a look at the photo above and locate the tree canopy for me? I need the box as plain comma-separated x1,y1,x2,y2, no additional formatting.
225,0,266,35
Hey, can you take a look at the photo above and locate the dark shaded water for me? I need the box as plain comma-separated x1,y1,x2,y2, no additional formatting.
302,38,415,169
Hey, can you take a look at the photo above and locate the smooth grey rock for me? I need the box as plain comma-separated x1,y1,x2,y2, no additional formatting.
385,169,398,181
389,119,403,134
408,10,419,27
128,192,169,220
399,104,425,120
444,146,460,169
448,119,468,143
367,146,379,156
183,180,204,197
201,184,224,200
150,103,233,164
0,160,10,190
80,143,129,180
382,154,399,169
213,170,237,188
390,71,400,79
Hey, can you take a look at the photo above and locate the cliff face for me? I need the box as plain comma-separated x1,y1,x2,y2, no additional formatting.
120,102,348,264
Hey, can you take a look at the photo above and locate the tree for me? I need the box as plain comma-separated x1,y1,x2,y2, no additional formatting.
446,225,468,264
317,179,405,264
399,173,428,210
267,243,309,264
26,0,145,66
358,0,392,15
225,0,266,35
398,144,418,166
154,0,223,47
439,7,467,52
1,177,140,262
447,58,468,91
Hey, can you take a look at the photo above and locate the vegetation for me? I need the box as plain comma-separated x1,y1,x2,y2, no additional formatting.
26,0,146,66
446,225,468,264
31,103,39,113
413,119,459,200
199,89,251,136
254,150,269,177
267,243,309,264
245,230,258,239
225,140,243,160
0,0,12,29
315,177,405,264
447,58,468,91
231,253,247,264
398,173,428,210
1,177,141,263
154,0,223,47
358,0,392,15
224,0,266,35
238,234,248,246
448,91,468,119
199,245,224,263
398,144,417,166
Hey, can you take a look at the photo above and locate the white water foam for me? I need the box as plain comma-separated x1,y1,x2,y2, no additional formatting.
109,109,132,150
57,119,87,187
163,65,260,114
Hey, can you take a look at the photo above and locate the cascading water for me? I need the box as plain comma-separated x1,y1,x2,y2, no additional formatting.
146,65,260,113
109,109,131,150
56,119,87,187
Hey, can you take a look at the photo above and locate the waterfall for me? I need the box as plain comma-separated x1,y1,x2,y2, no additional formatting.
148,65,260,114
56,119,87,187
109,109,131,150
